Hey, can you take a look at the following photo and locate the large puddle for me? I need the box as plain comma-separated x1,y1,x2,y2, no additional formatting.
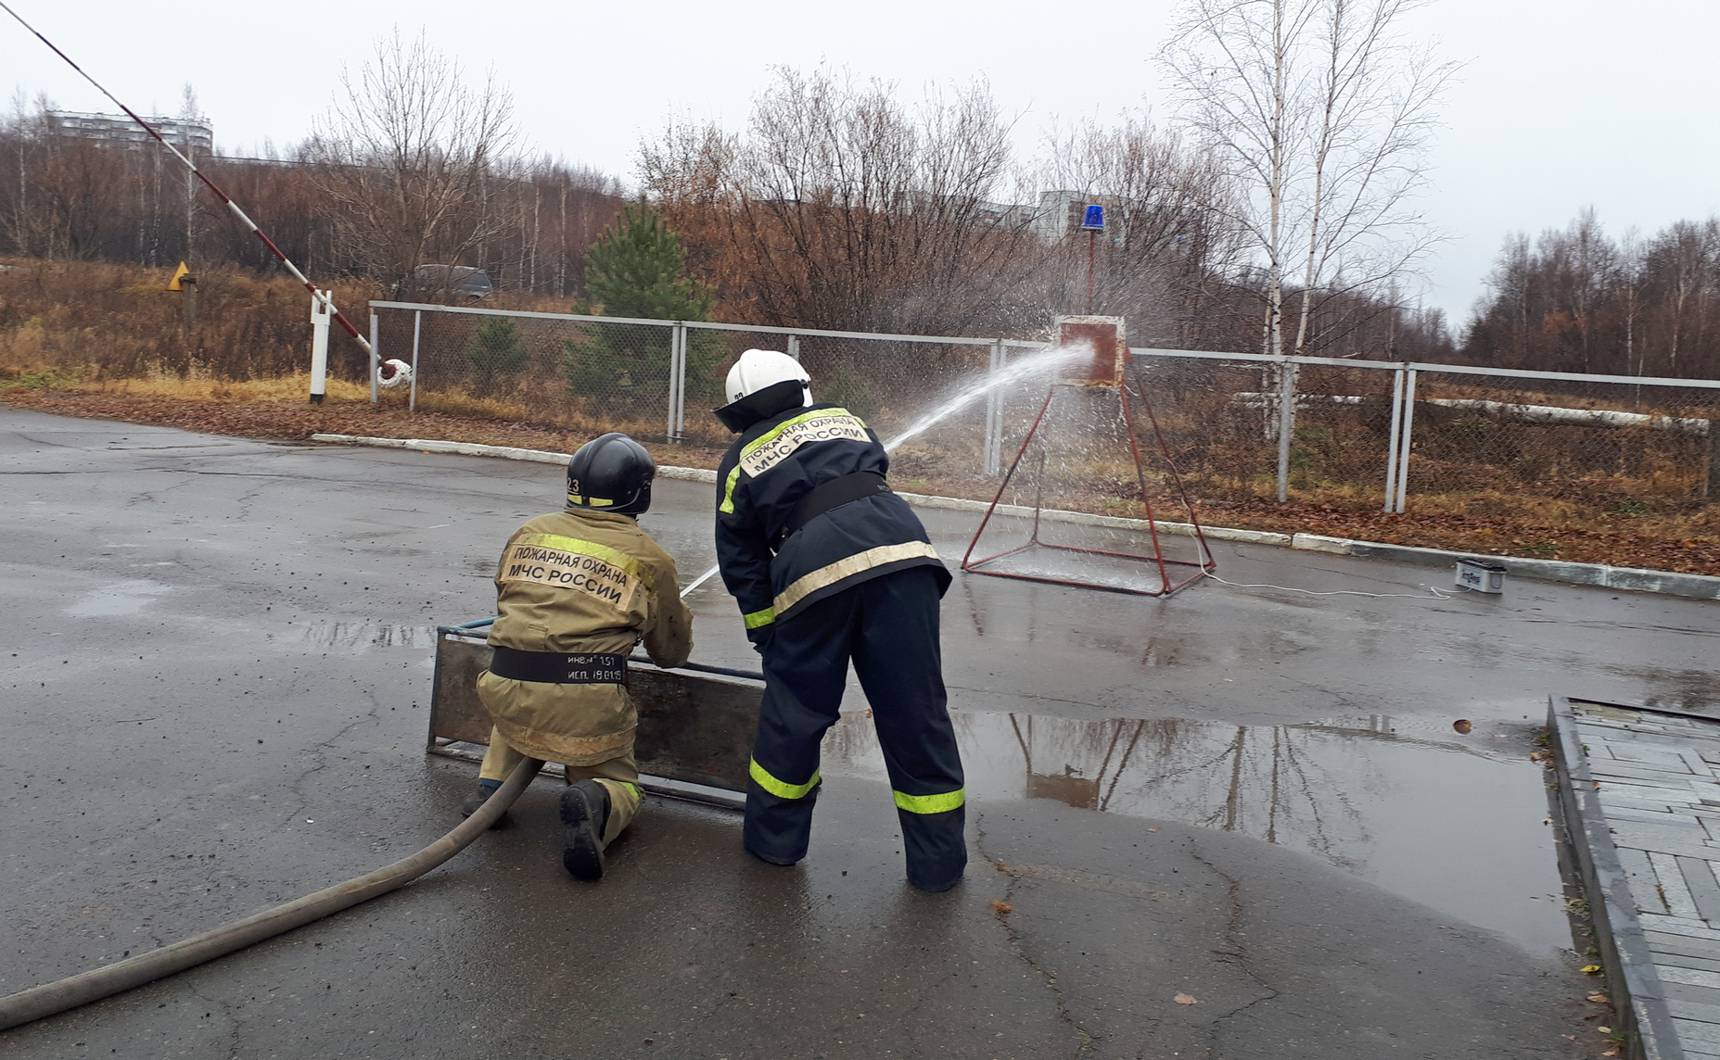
821,708,1574,952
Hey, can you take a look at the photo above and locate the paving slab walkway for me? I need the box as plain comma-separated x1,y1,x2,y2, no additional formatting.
1553,697,1720,1060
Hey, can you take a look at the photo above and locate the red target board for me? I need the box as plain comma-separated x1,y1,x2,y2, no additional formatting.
961,316,1215,597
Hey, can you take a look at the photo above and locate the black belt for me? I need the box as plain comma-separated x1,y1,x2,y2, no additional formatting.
776,471,890,547
488,646,628,684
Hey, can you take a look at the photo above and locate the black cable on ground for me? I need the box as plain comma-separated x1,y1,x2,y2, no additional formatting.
0,756,544,1033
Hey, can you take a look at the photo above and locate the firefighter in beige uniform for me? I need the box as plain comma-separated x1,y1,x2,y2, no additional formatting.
464,432,692,880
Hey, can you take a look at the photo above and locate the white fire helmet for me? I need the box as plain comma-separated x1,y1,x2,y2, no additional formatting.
715,349,813,433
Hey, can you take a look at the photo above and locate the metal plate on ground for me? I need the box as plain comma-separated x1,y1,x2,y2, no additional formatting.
429,629,761,793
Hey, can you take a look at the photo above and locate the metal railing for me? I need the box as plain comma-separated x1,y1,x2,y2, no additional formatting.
369,300,1720,516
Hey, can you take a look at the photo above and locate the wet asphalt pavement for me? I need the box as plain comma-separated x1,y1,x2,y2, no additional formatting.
3,408,1716,1058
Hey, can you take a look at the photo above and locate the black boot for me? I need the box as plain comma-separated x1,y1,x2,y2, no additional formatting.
460,778,511,830
559,780,613,881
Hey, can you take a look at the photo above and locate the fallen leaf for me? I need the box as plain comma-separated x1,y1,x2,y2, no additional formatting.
990,900,1012,919
1602,1050,1619,1058
1581,964,1603,975
1173,993,1199,1006
1586,992,1610,1005
1528,750,1551,763
1453,719,1473,734
1597,1026,1613,1035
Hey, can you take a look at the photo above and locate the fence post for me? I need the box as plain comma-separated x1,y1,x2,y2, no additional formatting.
787,334,800,362
674,324,688,442
984,339,1005,476
1706,417,1719,501
1274,358,1296,503
409,310,421,413
1382,366,1405,511
1394,368,1418,513
667,324,686,444
368,312,379,405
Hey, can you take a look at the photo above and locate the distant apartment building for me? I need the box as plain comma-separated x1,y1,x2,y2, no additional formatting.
1032,190,1129,245
909,190,1124,243
45,111,213,154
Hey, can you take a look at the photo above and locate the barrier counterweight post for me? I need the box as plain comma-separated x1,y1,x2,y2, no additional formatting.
309,292,333,405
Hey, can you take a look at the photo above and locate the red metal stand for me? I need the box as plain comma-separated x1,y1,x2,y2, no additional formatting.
961,317,1216,598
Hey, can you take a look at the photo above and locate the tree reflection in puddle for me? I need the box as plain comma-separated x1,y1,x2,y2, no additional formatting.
821,708,1572,951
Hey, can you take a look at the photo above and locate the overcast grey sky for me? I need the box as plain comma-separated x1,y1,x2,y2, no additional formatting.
6,0,1718,334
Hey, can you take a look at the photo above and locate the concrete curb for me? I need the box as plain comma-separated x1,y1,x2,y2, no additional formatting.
1291,533,1720,601
309,433,1720,601
1547,696,1683,1060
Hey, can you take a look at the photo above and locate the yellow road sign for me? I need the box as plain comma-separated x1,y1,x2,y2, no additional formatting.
167,261,191,292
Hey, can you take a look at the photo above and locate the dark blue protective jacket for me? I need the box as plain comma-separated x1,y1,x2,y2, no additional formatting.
714,404,949,641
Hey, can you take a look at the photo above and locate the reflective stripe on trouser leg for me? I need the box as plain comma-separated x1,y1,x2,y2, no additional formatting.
567,748,643,847
851,567,968,889
744,755,824,864
744,587,855,864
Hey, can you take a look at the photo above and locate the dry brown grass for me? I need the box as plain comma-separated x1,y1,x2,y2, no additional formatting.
4,380,1715,574
0,257,575,384
83,372,373,403
5,259,1716,575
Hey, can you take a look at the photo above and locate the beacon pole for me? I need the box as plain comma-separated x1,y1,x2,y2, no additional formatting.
1080,204,1105,313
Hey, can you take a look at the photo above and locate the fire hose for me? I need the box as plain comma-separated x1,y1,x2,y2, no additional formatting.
0,638,763,1033
0,756,543,1032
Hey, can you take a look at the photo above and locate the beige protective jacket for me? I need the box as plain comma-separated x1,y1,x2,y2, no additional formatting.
476,508,693,766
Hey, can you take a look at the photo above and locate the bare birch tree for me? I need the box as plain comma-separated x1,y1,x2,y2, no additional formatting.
304,30,516,289
1163,0,1453,357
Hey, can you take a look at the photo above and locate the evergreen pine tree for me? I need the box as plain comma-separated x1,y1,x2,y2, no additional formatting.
565,205,720,401
464,317,527,395
580,204,710,321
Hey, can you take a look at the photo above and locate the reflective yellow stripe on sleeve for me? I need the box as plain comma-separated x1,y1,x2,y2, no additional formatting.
892,788,966,814
718,465,742,515
749,757,819,800
743,606,775,630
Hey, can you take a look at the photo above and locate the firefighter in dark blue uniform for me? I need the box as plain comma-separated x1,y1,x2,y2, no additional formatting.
712,349,967,892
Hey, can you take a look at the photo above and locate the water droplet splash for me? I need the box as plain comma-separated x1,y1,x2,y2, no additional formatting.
679,343,1091,598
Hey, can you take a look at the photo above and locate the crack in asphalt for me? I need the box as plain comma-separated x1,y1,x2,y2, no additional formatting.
185,980,245,1060
972,810,1103,1057
1183,833,1282,1055
278,684,385,831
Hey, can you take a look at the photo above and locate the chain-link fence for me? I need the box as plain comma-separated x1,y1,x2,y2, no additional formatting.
369,301,1720,521
372,303,678,443
1408,367,1720,512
